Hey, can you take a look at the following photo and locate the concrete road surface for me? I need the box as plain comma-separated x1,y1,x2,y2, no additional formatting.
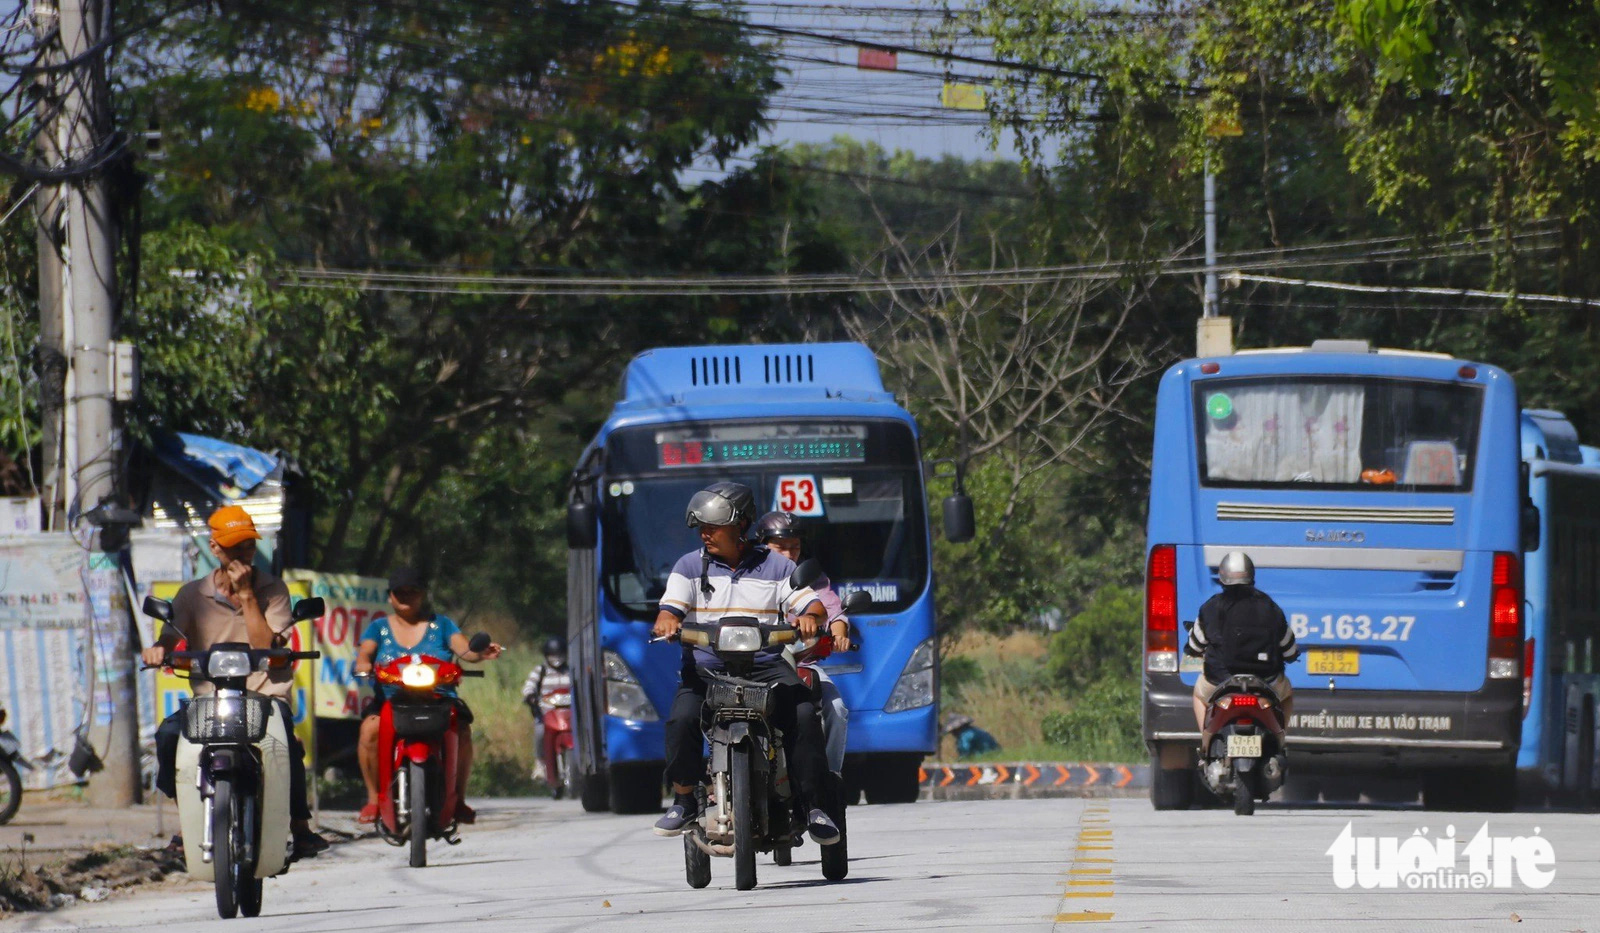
5,797,1596,932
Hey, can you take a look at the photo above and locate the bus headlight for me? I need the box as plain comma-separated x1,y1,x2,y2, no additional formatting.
885,638,936,713
603,650,659,722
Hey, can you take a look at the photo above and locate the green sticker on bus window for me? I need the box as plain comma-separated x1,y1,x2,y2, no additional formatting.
1206,393,1234,420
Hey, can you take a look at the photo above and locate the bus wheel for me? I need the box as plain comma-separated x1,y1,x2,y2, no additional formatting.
580,770,610,813
608,763,665,814
862,754,923,804
1577,700,1595,810
1150,759,1193,810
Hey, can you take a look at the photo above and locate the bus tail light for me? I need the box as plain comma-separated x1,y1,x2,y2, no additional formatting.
1522,638,1535,718
1145,545,1178,673
1488,552,1523,680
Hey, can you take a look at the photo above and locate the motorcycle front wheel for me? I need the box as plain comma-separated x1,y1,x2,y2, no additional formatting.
212,778,239,919
408,760,428,868
820,771,849,881
731,745,757,891
0,759,21,825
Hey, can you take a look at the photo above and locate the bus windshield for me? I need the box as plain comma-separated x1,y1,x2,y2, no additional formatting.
1195,376,1485,491
600,468,928,618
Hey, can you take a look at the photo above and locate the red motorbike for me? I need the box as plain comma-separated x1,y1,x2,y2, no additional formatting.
539,685,575,799
368,633,489,867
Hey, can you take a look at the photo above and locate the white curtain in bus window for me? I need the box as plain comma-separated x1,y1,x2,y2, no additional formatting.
1204,382,1364,483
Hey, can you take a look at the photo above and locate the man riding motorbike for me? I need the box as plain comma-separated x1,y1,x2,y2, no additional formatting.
650,482,839,845
522,635,572,783
754,510,853,777
1185,551,1299,728
144,505,329,860
352,567,503,826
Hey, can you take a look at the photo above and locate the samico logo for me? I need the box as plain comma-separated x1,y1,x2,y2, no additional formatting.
1306,529,1365,543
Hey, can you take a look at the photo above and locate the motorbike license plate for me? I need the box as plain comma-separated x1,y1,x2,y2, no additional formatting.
1306,648,1360,675
1226,734,1263,758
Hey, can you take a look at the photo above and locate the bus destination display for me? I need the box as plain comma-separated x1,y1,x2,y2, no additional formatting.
658,435,867,468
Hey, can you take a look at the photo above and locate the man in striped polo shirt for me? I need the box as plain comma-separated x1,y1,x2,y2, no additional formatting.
650,481,839,844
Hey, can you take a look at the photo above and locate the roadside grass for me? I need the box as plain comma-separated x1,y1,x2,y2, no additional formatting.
456,644,541,797
940,630,1142,763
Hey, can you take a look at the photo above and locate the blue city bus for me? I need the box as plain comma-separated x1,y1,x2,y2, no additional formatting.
1142,340,1529,810
1517,410,1600,804
565,343,950,813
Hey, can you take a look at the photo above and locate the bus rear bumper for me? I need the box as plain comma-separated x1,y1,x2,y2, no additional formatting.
1143,674,1521,769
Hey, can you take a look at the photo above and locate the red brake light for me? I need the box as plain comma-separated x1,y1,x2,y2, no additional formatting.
1145,545,1179,669
1491,553,1521,641
1523,638,1535,718
1230,694,1259,707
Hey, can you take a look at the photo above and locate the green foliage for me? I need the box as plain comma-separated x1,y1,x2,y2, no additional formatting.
1046,585,1141,692
1040,675,1144,762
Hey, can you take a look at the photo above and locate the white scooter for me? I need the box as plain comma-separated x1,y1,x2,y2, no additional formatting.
142,595,323,919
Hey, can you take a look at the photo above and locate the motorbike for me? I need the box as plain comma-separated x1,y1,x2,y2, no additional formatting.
538,684,574,799
1,705,29,825
141,594,325,919
1197,673,1289,816
678,559,849,891
359,632,491,868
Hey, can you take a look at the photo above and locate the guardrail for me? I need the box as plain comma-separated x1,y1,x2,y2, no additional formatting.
917,762,1150,800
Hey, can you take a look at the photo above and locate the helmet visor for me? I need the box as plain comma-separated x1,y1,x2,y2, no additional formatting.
685,489,740,527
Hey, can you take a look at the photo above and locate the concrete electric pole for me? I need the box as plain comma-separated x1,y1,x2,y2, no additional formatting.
55,0,141,807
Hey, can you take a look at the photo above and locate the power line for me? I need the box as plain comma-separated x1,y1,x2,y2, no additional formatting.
1232,273,1600,308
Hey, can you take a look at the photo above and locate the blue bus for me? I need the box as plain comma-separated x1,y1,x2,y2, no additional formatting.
565,343,960,812
1517,410,1600,804
1142,340,1529,810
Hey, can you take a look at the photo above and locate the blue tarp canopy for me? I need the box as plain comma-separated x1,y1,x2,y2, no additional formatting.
152,432,278,500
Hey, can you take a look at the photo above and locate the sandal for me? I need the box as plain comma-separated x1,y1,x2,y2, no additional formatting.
357,802,380,824
454,802,476,825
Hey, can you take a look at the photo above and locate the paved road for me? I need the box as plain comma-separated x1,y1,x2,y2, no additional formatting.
6,797,1596,932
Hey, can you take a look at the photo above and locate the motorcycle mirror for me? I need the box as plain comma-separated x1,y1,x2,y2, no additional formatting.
291,596,326,622
468,632,492,653
142,595,173,622
790,558,823,590
843,590,872,614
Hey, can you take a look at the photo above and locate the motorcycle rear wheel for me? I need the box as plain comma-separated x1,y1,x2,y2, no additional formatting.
0,759,21,825
731,746,757,891
408,760,428,868
820,772,848,881
683,829,712,888
1232,761,1256,816
213,778,239,919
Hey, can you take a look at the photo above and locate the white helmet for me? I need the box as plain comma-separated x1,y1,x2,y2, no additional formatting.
1218,551,1255,587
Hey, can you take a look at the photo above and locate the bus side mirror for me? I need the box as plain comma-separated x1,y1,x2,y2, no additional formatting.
943,493,975,544
1522,503,1541,553
566,500,597,549
791,558,824,590
291,597,326,622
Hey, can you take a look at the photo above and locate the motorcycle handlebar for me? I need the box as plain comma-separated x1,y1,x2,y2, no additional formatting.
461,669,486,678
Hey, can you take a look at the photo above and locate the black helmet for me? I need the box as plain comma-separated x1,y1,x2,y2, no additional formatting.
684,481,756,529
754,510,802,543
543,635,567,670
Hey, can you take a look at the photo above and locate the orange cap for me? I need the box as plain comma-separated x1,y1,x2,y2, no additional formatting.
208,505,261,548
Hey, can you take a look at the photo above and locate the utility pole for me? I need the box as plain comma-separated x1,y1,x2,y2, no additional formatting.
58,0,139,807
1196,150,1235,357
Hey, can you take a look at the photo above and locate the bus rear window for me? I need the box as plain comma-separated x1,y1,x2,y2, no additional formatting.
1195,377,1485,490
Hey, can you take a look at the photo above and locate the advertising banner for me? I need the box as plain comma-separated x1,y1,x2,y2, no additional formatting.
0,536,91,789
285,570,388,720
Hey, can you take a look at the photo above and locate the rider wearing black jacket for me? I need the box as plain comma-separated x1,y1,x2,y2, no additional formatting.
1185,551,1298,729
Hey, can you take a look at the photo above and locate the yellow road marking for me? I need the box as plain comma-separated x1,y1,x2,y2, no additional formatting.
1069,868,1112,875
1056,911,1115,922
1076,845,1112,851
1060,891,1114,898
1066,879,1114,887
1075,856,1114,863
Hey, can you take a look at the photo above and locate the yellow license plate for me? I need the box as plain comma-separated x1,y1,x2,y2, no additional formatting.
1306,648,1360,675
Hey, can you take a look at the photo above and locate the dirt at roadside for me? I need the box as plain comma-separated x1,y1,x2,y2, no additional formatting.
0,844,186,914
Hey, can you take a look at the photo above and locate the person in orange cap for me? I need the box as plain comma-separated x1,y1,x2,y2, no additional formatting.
144,505,331,860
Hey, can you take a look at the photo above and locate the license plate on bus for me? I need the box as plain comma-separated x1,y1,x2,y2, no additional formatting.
1306,648,1360,675
1226,734,1262,758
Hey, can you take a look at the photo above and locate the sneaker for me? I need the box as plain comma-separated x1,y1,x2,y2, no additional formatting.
291,829,330,860
807,809,840,846
454,802,477,825
653,798,698,837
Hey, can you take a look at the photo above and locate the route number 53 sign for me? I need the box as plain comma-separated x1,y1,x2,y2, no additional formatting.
774,475,825,517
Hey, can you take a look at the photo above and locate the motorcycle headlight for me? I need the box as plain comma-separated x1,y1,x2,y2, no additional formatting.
716,624,762,653
401,663,437,689
207,651,252,679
